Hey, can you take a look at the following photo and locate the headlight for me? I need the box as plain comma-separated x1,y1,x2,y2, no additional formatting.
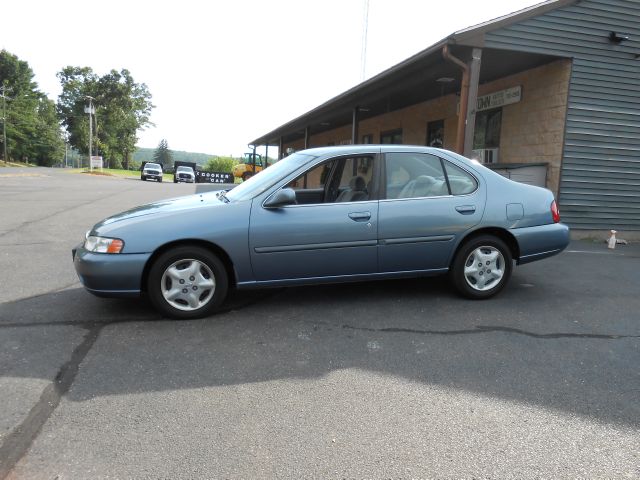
84,235,124,253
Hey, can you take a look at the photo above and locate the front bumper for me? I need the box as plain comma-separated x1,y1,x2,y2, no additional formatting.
511,222,570,265
72,244,151,298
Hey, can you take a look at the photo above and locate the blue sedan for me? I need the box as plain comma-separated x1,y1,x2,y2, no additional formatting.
73,146,569,319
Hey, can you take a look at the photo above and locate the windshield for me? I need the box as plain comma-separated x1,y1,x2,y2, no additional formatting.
226,153,315,202
145,163,161,170
177,166,193,173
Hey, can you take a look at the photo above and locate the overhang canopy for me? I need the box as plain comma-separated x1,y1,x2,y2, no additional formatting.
250,0,576,147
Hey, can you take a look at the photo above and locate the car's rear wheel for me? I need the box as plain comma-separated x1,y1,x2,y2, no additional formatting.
451,235,512,299
147,246,228,319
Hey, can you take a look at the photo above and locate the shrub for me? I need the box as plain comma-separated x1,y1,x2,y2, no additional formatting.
204,156,236,173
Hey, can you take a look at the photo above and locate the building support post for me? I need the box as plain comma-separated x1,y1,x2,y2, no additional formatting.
279,136,284,159
442,45,469,155
352,107,359,145
252,145,257,173
463,48,482,157
265,144,269,167
304,126,310,149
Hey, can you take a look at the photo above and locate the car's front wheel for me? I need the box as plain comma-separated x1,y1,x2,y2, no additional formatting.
147,246,228,319
451,235,512,299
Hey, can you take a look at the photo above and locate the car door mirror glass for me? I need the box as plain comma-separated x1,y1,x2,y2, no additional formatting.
264,188,297,208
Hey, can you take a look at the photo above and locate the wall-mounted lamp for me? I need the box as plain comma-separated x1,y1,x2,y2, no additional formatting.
609,31,629,43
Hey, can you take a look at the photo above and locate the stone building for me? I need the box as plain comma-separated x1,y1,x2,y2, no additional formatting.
250,0,640,234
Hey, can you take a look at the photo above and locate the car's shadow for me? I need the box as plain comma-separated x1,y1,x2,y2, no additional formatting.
1,265,639,429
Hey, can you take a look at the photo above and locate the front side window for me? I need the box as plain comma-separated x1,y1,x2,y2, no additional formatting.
288,161,334,191
287,155,376,205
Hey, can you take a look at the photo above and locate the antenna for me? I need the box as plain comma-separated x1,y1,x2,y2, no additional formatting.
360,0,370,82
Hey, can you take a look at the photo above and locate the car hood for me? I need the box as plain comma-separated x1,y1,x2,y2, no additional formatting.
94,191,224,229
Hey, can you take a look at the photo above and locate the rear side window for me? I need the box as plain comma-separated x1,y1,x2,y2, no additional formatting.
443,161,477,195
385,153,448,199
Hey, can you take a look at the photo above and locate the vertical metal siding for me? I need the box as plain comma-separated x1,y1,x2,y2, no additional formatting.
485,0,640,230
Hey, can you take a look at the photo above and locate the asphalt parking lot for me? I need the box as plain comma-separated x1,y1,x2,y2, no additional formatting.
0,167,639,479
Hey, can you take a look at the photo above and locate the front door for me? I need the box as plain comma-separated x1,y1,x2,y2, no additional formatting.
249,155,379,281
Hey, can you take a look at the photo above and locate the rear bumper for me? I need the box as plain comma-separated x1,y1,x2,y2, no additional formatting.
72,244,150,297
511,223,570,265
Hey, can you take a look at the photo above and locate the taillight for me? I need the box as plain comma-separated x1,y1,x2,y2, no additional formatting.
551,200,560,223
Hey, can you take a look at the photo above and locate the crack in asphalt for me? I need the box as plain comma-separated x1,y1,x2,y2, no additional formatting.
0,323,103,480
339,324,640,339
0,282,636,478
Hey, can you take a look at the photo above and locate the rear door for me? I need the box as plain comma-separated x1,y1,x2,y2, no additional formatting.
378,151,485,273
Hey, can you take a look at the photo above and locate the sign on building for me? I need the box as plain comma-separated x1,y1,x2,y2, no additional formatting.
476,86,522,112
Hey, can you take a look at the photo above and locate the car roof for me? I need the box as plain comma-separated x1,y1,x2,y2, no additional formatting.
296,144,451,156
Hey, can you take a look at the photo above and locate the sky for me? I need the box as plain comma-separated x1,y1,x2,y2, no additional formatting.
2,0,540,157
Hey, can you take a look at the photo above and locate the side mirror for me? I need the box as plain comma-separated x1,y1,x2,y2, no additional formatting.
264,188,297,208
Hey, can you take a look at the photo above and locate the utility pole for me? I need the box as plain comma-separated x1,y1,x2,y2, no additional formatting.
0,85,12,165
85,96,95,171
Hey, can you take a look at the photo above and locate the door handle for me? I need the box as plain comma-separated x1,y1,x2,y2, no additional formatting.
455,205,476,215
348,211,371,222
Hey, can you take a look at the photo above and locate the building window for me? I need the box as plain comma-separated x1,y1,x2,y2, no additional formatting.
426,120,444,147
361,134,373,144
473,108,502,149
380,129,403,144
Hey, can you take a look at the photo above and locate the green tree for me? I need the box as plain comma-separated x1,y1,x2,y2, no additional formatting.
57,66,154,169
153,139,172,168
0,49,64,165
204,156,236,173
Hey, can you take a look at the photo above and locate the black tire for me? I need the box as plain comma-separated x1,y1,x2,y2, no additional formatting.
147,246,229,319
141,175,146,181
159,178,163,183
173,178,177,183
242,172,253,181
450,235,512,299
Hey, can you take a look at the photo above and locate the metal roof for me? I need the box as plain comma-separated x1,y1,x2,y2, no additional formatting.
250,0,577,147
